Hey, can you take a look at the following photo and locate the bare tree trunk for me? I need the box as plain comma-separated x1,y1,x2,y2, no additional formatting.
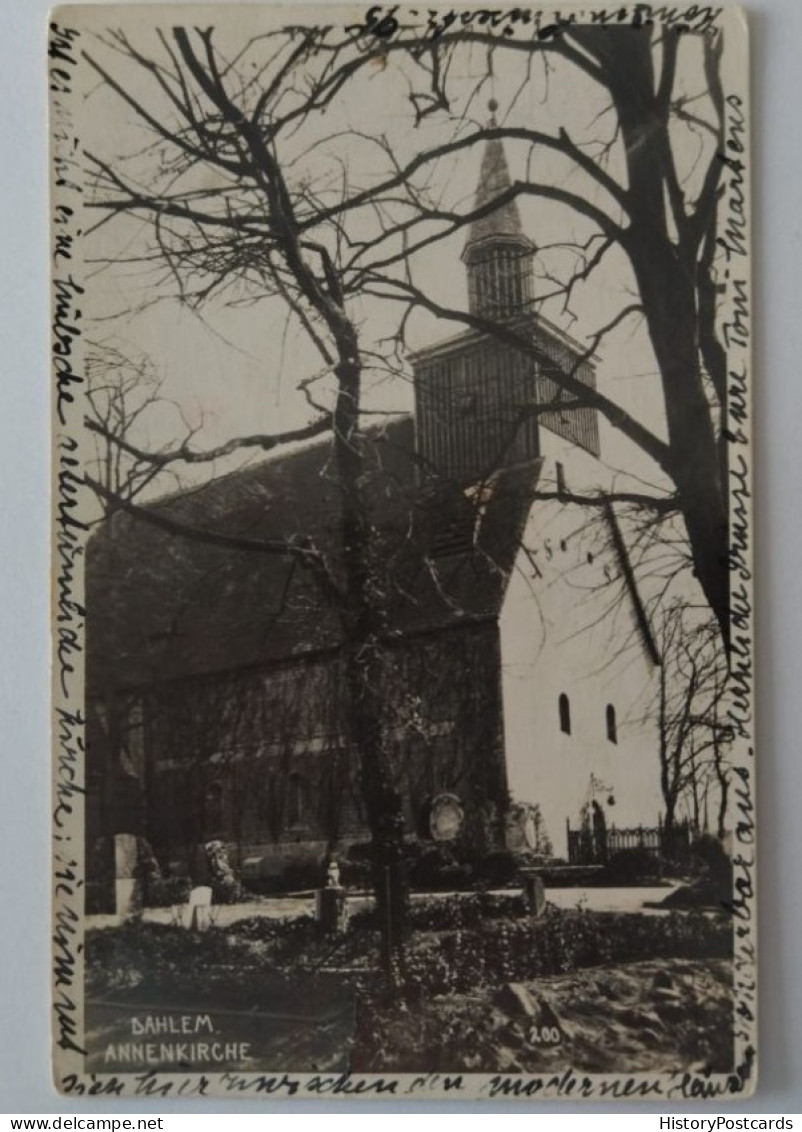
658,629,681,855
712,719,730,843
333,352,408,981
637,255,729,644
592,28,730,644
689,751,701,835
716,775,729,843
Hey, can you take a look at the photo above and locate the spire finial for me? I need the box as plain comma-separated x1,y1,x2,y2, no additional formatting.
488,97,498,126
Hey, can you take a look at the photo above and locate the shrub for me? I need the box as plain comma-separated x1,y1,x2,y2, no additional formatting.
346,841,375,864
348,838,534,892
692,835,732,888
602,848,660,884
85,920,261,997
338,858,373,888
85,901,732,1015
408,845,472,891
85,880,115,915
659,837,733,908
402,908,732,998
408,892,527,932
471,849,519,888
143,876,192,908
246,861,324,895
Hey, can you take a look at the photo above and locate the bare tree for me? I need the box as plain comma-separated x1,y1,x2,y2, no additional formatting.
657,606,731,847
83,24,427,978
85,340,200,512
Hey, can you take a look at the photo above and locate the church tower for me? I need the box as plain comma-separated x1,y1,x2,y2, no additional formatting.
411,110,600,487
462,101,535,320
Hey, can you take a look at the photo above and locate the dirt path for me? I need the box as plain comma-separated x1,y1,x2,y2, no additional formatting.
87,885,681,932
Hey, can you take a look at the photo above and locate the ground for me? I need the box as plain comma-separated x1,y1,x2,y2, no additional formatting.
84,892,733,1078
352,958,733,1074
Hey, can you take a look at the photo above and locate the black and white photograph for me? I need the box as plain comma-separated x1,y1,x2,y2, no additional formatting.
50,2,755,1100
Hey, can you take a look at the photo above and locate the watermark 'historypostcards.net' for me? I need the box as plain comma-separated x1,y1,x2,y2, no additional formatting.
50,2,755,1101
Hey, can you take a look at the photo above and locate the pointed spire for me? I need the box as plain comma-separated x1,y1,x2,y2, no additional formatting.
462,102,532,261
462,102,535,318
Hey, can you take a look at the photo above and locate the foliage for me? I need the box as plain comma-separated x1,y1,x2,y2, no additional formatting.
601,849,661,885
691,835,733,888
409,892,529,932
240,838,522,895
85,920,265,999
142,876,192,909
347,838,525,892
86,881,115,916
472,850,521,888
407,845,473,891
400,908,731,999
86,902,731,1009
661,836,733,909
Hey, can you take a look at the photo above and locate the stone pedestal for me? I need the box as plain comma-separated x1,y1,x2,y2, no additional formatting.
316,885,348,935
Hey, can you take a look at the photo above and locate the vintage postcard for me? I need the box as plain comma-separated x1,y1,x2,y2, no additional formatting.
50,2,755,1101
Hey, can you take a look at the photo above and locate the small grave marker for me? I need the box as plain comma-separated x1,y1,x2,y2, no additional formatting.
520,869,546,917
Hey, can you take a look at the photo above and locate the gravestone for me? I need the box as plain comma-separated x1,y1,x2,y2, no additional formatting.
113,832,141,917
496,981,537,1018
520,868,546,917
429,794,464,842
188,885,213,931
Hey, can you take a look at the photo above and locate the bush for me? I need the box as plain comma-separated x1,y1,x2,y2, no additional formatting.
347,838,474,891
472,849,519,888
409,892,527,932
692,836,732,888
338,858,373,888
277,862,322,893
85,899,733,1017
402,908,732,998
659,837,733,908
408,845,472,890
86,880,115,915
602,848,660,884
246,860,324,895
345,837,539,892
662,845,733,910
254,856,376,894
143,876,192,908
85,920,263,998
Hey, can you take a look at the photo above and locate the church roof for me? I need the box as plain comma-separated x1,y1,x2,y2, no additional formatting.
86,417,544,691
408,309,597,367
462,128,533,259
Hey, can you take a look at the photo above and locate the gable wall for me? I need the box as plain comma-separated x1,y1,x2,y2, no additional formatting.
498,443,663,859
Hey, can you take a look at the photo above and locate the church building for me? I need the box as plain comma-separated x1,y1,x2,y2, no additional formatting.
85,126,665,894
